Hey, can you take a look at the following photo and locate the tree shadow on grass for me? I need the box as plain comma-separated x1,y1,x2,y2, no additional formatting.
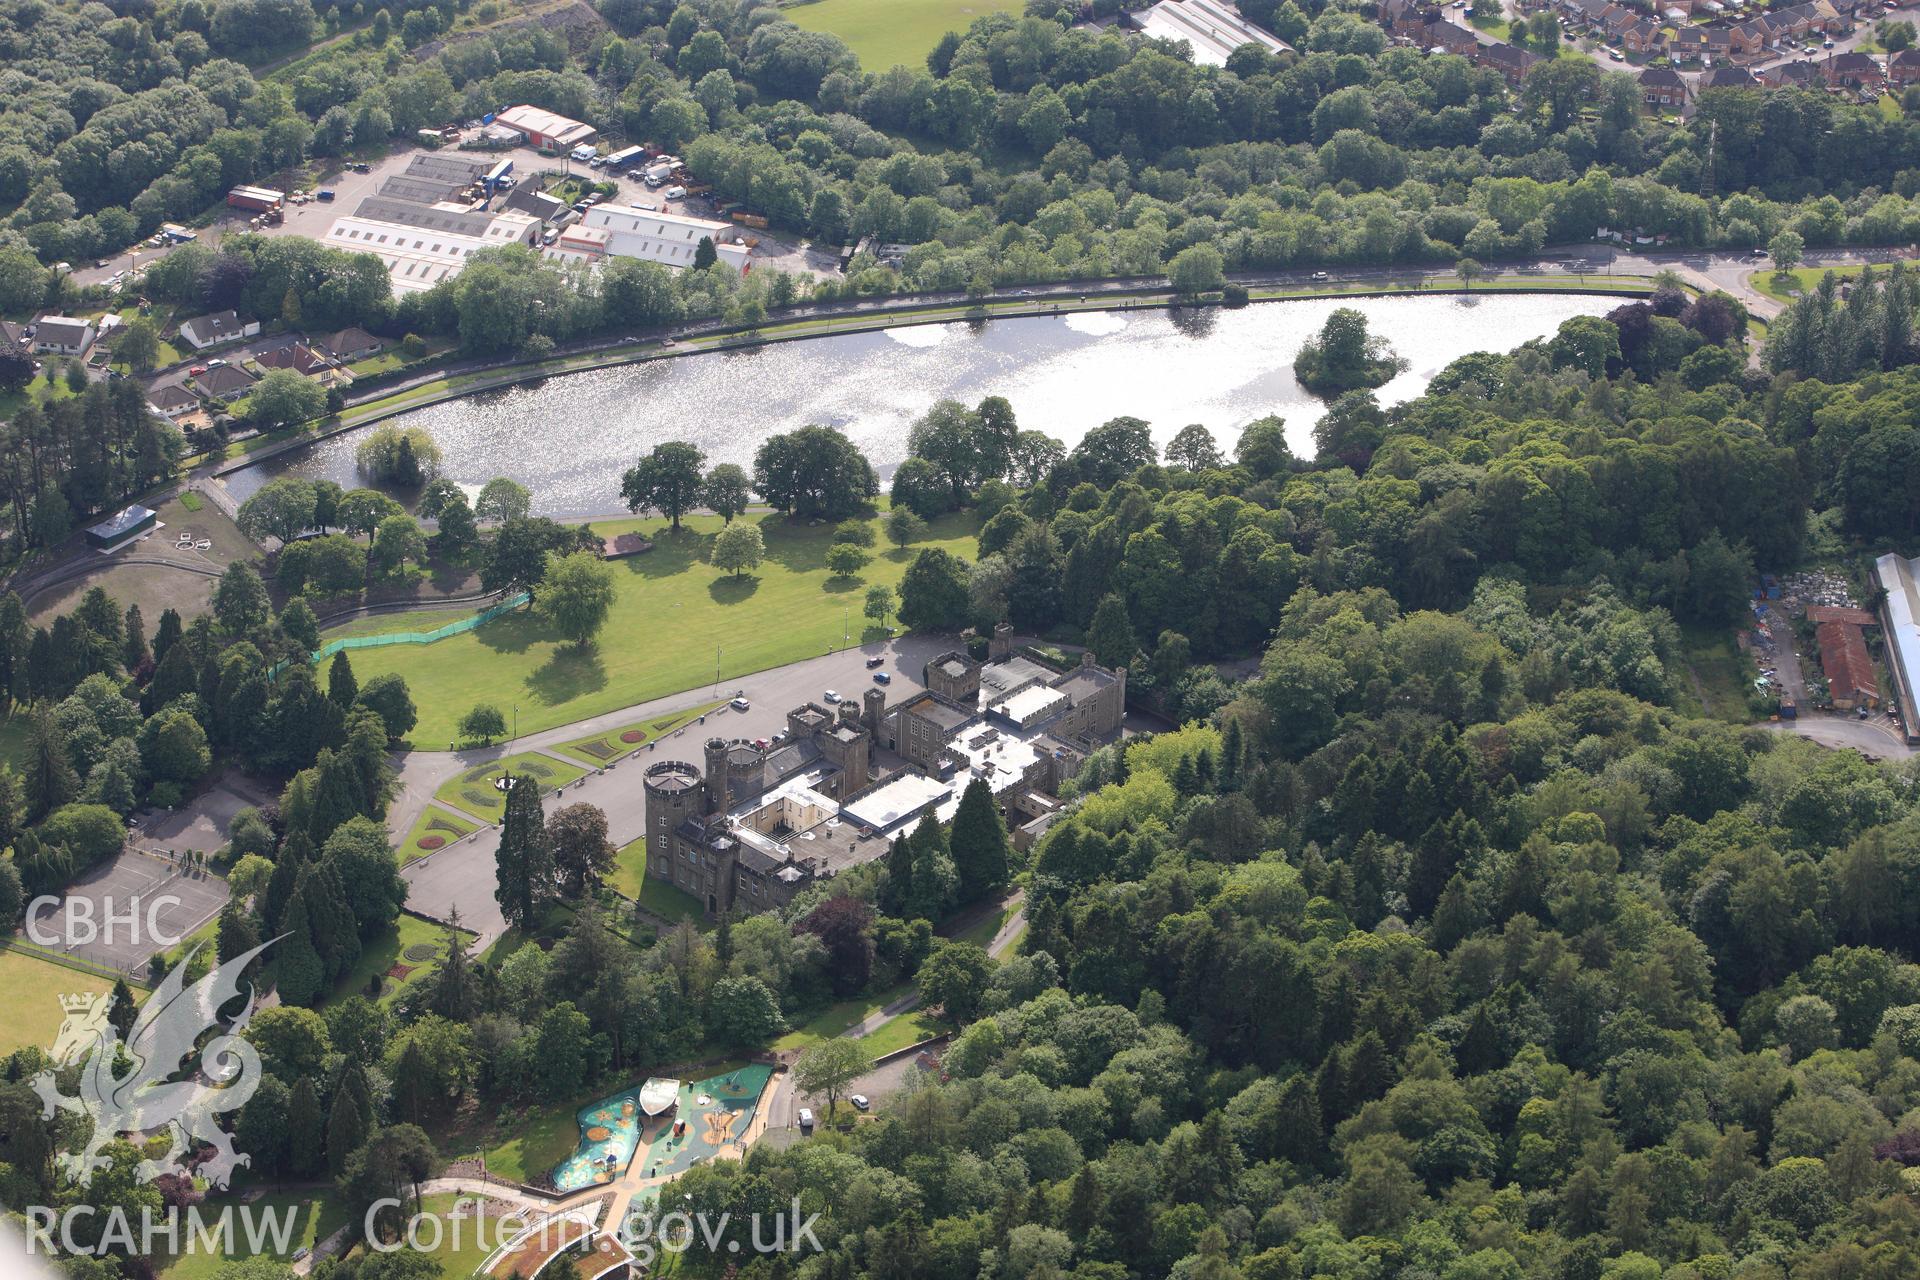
861,624,893,644
474,609,557,655
758,514,843,574
709,575,760,604
821,574,862,595
624,524,714,579
524,644,607,707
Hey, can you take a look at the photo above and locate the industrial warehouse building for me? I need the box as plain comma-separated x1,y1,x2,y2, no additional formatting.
1131,0,1292,65
546,205,751,275
494,104,596,151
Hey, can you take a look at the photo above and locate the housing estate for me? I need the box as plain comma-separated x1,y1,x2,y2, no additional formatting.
643,628,1126,918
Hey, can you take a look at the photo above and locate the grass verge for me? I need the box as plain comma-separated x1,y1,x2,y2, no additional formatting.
400,804,481,864
434,751,588,822
551,702,722,768
0,945,114,1057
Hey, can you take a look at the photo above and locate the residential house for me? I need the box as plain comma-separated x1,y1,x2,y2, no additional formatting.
1701,63,1760,87
1726,19,1770,55
1422,15,1480,53
1890,47,1920,85
1763,56,1824,85
33,317,95,356
1669,26,1709,59
177,311,260,350
1478,41,1541,85
146,384,203,419
252,340,336,377
1621,17,1663,52
319,327,384,362
1640,65,1692,107
192,363,257,400
1824,49,1884,87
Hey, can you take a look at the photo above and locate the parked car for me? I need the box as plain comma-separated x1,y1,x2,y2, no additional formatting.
850,1095,870,1112
316,189,335,201
865,656,885,668
206,358,227,368
874,671,891,685
797,1108,814,1132
823,690,841,703
665,185,687,199
188,365,207,375
1311,270,1330,282
731,696,750,711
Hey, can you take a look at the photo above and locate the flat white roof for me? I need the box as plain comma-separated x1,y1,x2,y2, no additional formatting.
1876,553,1920,720
1136,0,1290,64
989,684,1069,727
842,773,951,834
325,212,538,294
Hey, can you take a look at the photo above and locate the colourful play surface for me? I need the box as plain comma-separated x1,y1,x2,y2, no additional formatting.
549,1064,774,1193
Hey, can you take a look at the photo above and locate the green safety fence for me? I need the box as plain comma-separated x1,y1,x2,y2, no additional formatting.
270,593,529,678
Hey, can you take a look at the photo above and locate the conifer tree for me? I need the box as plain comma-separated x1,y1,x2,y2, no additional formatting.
947,778,1011,904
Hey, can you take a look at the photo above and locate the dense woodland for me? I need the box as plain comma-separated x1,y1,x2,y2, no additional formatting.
5,245,1920,1279
21,0,1920,358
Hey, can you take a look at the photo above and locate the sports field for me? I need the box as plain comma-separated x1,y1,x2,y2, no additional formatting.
784,0,1023,69
322,511,979,747
0,947,114,1058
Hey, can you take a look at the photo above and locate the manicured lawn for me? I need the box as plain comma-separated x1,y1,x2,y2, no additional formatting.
179,490,203,512
1748,262,1915,303
329,511,979,747
616,837,709,925
0,945,114,1057
433,751,588,822
400,804,481,864
785,0,1022,68
327,913,472,1007
859,1008,951,1059
158,1190,348,1280
329,604,479,640
551,702,721,767
774,987,908,1052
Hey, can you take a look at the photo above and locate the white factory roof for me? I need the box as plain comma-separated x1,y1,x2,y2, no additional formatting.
1136,0,1291,65
495,104,596,147
1875,553,1920,723
325,211,540,294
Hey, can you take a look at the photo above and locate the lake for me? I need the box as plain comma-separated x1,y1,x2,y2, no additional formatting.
223,292,1619,519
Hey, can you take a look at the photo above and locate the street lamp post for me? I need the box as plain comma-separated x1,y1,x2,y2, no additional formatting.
714,647,721,697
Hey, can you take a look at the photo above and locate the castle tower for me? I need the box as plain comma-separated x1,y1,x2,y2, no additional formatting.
990,621,1014,660
863,686,887,741
703,737,729,815
642,759,704,879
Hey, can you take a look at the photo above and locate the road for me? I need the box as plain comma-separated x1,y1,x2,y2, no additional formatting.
395,630,959,947
1767,715,1914,758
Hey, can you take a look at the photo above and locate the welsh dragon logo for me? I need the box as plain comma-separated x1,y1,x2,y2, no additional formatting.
32,938,278,1189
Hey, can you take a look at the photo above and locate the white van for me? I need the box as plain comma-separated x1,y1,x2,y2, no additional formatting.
570,145,596,162
797,1108,814,1132
665,185,687,199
